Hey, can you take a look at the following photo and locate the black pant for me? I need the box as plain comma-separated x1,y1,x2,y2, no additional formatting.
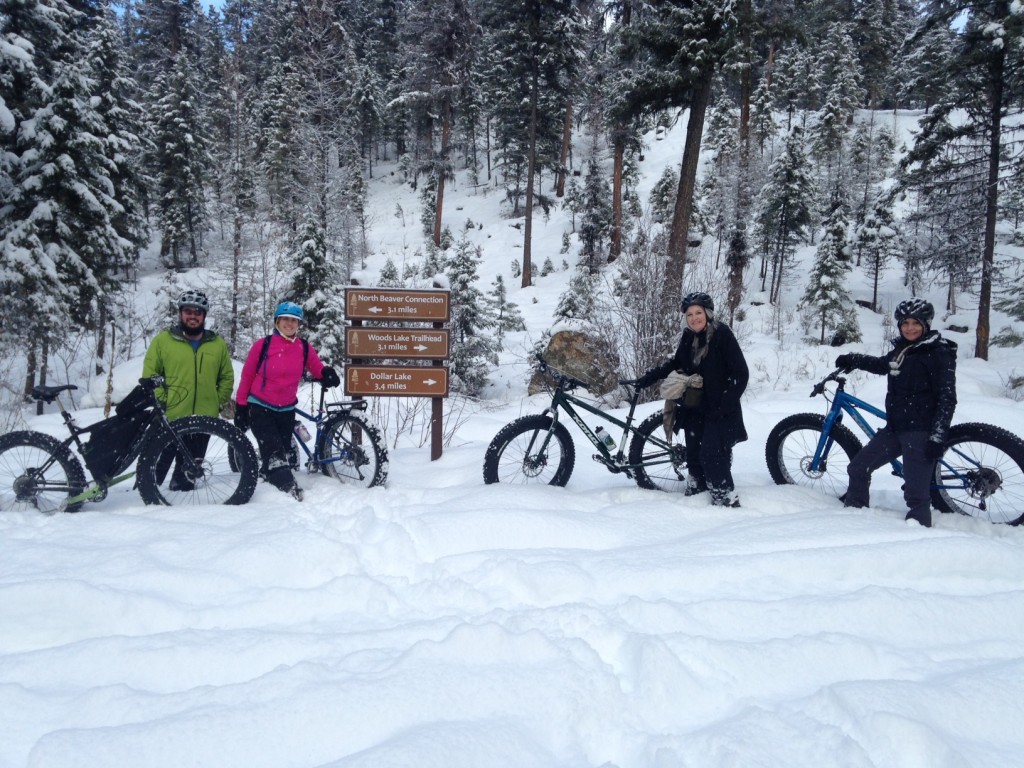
156,432,210,485
845,427,932,526
250,404,297,491
682,411,735,502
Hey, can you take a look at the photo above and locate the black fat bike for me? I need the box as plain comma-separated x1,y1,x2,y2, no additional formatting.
0,376,259,513
766,369,1024,525
483,356,688,491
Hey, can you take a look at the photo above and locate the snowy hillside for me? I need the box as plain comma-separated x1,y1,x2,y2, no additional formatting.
3,114,1024,767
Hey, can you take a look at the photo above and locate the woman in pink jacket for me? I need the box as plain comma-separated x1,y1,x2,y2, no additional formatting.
234,302,340,500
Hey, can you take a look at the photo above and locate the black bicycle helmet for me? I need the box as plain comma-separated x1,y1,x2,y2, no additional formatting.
894,298,934,331
680,291,714,312
177,289,210,313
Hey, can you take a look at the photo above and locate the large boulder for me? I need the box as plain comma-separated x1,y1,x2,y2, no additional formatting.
529,330,619,396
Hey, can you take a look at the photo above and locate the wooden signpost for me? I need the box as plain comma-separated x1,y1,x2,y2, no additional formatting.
343,288,451,460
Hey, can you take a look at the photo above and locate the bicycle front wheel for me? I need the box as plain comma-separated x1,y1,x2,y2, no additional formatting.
766,413,863,498
0,431,88,514
317,412,388,488
136,416,259,506
931,422,1024,525
483,414,575,486
628,412,689,492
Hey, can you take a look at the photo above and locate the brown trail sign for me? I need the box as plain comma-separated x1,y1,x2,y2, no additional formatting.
344,366,449,397
345,327,449,360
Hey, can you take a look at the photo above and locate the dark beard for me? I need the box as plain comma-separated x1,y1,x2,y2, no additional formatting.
180,321,205,339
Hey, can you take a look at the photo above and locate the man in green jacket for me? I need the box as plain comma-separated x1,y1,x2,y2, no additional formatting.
143,290,234,491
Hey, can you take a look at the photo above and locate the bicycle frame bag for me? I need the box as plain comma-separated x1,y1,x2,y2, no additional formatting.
115,383,155,418
81,410,150,484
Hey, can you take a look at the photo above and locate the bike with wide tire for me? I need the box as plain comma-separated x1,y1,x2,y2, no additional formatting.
0,376,259,513
765,369,1024,525
231,380,389,489
483,356,688,491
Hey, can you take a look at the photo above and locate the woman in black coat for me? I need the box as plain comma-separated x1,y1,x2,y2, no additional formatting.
638,292,749,507
835,298,957,527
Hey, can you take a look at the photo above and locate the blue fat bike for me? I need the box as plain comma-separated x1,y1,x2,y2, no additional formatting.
234,381,388,488
483,356,688,491
765,369,1024,525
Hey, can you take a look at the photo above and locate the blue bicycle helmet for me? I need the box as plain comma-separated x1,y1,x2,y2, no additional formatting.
274,301,304,322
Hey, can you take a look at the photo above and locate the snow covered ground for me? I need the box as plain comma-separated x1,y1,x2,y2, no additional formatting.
3,349,1024,767
4,112,1024,766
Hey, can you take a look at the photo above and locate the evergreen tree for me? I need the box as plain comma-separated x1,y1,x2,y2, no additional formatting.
897,0,1024,358
149,51,212,268
290,214,346,364
477,0,584,288
800,205,860,344
486,274,525,350
578,152,612,274
755,125,816,304
854,202,901,311
445,236,497,395
613,0,739,296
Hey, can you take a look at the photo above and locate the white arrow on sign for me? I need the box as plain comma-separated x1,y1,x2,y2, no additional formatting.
368,306,383,314
413,344,428,351
424,378,438,386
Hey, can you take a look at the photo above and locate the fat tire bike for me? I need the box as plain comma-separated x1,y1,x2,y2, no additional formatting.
232,380,388,489
0,376,259,513
765,369,1024,525
483,355,689,491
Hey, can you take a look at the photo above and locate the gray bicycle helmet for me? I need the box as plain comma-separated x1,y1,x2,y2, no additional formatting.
894,298,934,331
681,291,714,312
177,290,210,313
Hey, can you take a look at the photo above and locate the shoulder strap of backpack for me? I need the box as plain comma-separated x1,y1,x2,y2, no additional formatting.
256,336,309,372
255,335,272,373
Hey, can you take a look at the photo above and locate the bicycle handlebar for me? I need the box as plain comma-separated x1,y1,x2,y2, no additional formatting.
810,369,847,397
138,375,166,391
535,354,588,392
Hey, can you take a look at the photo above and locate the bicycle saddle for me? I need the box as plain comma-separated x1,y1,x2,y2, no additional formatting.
31,383,78,403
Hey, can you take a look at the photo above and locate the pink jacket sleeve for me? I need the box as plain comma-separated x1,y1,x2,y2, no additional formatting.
235,340,262,406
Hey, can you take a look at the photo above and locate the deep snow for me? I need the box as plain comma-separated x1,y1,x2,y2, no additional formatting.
3,112,1024,767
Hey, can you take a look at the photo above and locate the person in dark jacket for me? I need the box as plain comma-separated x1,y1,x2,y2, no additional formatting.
637,292,750,507
835,298,957,527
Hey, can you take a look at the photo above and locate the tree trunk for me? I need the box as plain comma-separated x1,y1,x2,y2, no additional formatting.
95,302,107,376
36,338,49,416
976,33,1005,361
666,75,713,296
555,100,572,197
522,64,540,289
610,131,625,263
433,97,452,248
24,342,37,403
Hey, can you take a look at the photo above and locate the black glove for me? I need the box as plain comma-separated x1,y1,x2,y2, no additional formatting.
320,366,340,388
926,440,944,461
635,369,659,389
835,354,856,371
234,403,250,432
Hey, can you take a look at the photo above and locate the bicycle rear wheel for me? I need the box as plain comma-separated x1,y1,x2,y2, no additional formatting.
931,422,1024,525
765,413,863,498
317,412,388,488
0,431,87,514
136,417,259,506
628,412,689,492
483,414,575,486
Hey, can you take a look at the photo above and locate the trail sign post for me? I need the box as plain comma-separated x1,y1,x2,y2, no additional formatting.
345,327,449,360
344,288,450,322
344,366,449,397
344,287,451,461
